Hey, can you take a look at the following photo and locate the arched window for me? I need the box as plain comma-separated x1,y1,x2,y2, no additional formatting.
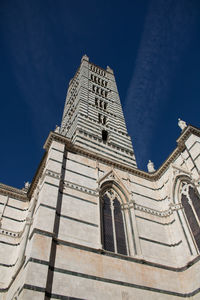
101,189,127,255
180,181,200,251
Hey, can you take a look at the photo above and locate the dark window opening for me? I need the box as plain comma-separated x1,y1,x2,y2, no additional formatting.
181,183,200,251
102,190,127,255
102,130,108,142
102,194,114,252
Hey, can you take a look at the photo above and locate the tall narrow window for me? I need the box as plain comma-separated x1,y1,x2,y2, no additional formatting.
102,189,127,255
102,194,114,252
180,182,200,250
102,130,108,142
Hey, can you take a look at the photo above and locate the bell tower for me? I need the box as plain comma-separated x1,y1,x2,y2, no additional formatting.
60,55,137,168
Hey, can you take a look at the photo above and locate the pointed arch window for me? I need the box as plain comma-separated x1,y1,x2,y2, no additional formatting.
101,189,127,255
180,181,200,251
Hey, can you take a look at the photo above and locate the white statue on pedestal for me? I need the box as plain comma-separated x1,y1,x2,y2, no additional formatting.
178,118,187,131
24,181,30,190
54,125,60,133
147,160,155,173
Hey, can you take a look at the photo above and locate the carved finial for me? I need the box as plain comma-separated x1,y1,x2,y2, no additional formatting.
178,118,187,131
147,160,155,173
106,66,114,74
54,125,60,133
81,54,89,62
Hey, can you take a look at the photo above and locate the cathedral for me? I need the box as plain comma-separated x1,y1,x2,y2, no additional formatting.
1,55,200,300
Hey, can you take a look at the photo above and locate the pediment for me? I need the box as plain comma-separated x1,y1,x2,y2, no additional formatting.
98,168,130,195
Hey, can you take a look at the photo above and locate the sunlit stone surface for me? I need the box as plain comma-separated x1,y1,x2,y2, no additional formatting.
1,56,200,300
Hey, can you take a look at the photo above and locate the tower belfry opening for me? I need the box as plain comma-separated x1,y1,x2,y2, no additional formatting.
102,129,108,142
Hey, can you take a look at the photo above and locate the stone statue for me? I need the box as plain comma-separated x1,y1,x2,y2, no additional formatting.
24,181,30,189
147,160,155,173
54,125,60,133
178,118,187,131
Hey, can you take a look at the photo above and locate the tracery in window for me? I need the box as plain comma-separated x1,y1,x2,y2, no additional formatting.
101,189,127,255
180,181,200,250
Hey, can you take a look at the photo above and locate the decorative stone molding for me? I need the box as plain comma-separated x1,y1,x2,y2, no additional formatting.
64,181,98,196
169,203,183,211
122,201,174,217
0,183,27,201
134,204,173,217
45,169,61,180
0,228,22,238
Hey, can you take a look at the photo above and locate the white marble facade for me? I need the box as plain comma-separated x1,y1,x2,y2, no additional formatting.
1,56,200,299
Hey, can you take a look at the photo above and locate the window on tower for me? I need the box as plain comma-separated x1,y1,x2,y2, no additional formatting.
102,130,108,142
98,113,101,123
101,189,127,255
94,97,107,111
98,113,107,125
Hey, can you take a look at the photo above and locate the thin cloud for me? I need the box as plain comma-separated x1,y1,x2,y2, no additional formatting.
124,0,199,170
0,1,87,143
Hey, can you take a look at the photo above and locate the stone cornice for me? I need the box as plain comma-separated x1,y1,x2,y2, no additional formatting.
44,125,198,178
21,125,200,199
176,124,200,146
0,183,27,201
27,152,47,199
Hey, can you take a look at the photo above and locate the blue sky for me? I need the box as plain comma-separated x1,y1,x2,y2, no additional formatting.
0,0,200,188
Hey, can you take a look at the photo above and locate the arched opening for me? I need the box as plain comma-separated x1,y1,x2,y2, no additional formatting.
101,188,127,255
180,181,200,251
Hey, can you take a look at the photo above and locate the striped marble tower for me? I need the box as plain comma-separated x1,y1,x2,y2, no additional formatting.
60,55,137,168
